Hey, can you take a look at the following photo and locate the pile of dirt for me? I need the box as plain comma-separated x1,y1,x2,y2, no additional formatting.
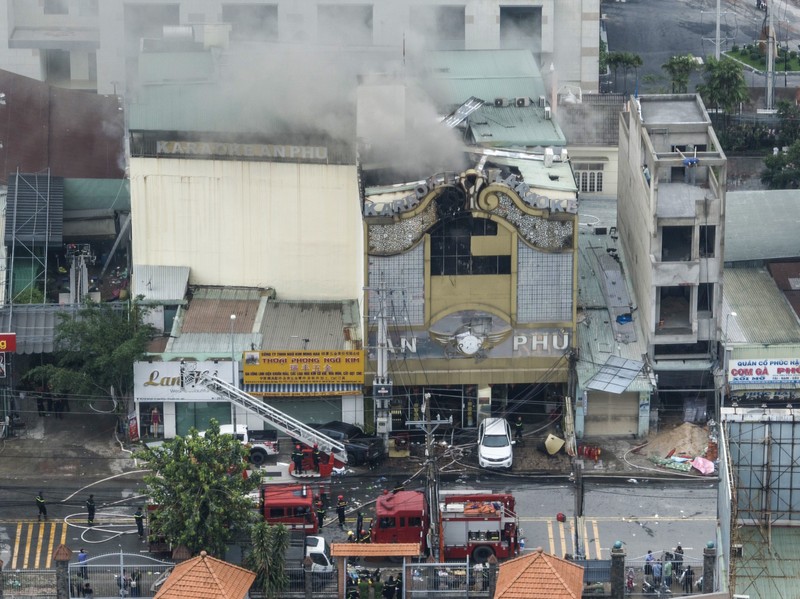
643,422,710,460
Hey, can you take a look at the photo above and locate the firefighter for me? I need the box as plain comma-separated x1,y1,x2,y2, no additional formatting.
337,495,348,527
383,575,397,599
514,415,523,442
292,444,304,475
312,444,321,472
392,481,405,494
315,500,325,529
347,530,356,542
359,529,371,543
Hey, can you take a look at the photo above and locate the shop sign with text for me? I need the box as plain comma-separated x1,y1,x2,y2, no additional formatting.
134,360,235,400
243,350,364,385
729,358,800,384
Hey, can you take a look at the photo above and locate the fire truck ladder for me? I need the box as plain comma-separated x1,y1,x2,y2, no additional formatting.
185,369,348,463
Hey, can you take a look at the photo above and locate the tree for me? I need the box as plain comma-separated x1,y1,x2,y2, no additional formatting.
247,522,290,598
696,56,748,115
761,139,800,189
607,52,643,94
662,54,698,93
24,301,156,400
136,419,260,557
776,100,800,148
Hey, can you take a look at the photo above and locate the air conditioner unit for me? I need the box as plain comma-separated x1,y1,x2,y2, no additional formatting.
544,147,554,167
731,544,744,558
494,98,509,107
516,97,531,107
544,106,551,119
538,95,546,107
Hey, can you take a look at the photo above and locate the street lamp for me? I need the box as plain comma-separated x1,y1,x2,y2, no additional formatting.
230,314,237,432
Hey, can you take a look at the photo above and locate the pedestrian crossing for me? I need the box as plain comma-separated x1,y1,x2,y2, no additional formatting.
519,517,603,560
10,521,68,570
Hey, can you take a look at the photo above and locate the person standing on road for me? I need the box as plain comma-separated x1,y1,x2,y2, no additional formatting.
78,548,89,579
36,491,47,521
134,507,145,538
337,495,348,527
86,494,96,526
36,394,45,417
82,582,94,598
315,500,325,529
682,564,694,593
514,416,523,442
663,558,673,588
673,544,684,572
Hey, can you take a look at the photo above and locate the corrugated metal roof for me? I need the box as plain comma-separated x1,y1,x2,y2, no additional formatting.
418,49,547,107
468,105,566,147
482,155,577,193
63,179,130,211
733,526,800,598
5,173,64,245
132,265,190,302
576,198,651,392
723,268,800,344
725,190,800,262
260,300,360,350
180,288,263,334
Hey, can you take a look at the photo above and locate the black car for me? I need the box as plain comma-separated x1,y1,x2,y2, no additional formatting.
309,421,386,467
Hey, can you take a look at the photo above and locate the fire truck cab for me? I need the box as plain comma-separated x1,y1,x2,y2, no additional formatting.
261,484,319,534
370,490,429,546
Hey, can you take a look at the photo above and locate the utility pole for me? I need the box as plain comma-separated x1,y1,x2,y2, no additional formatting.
372,282,393,444
574,461,585,559
407,392,451,560
766,4,775,109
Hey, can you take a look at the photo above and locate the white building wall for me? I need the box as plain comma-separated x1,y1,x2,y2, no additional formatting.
130,157,364,302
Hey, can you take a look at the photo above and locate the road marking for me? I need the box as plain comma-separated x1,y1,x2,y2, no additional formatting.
518,516,716,523
11,522,23,570
547,519,555,555
582,520,591,559
24,522,34,569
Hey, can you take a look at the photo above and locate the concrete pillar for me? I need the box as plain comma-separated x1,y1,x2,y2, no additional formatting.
610,541,626,599
487,555,499,597
702,541,716,593
53,544,72,599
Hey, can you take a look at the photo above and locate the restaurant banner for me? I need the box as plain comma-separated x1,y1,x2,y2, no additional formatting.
243,350,365,385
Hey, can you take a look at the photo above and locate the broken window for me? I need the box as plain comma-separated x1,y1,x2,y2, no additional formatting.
499,7,542,52
409,6,465,50
657,286,691,334
223,4,278,42
697,283,714,316
430,215,511,276
317,5,373,46
699,226,715,257
661,226,692,262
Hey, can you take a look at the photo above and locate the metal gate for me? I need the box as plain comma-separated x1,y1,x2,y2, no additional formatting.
68,551,174,599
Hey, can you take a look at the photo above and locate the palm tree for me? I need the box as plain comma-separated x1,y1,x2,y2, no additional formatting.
248,522,290,598
696,56,749,116
662,54,698,93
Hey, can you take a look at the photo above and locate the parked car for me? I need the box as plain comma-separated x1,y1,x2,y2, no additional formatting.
307,421,386,466
477,417,513,469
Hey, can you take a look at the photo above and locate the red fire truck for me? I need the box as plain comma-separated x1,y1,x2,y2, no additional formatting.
261,484,320,534
371,490,521,562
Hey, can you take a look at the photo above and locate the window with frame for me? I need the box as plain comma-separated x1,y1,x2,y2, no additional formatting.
430,215,511,276
574,162,605,193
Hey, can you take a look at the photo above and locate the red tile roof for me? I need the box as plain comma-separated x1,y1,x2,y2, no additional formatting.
330,542,421,558
154,551,256,599
495,547,584,599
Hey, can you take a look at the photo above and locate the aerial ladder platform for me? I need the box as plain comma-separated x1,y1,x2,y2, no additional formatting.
182,365,348,463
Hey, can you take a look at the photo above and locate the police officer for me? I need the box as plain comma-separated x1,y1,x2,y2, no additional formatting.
337,495,348,527
312,444,321,472
292,445,304,475
86,494,96,526
514,416,523,442
134,507,145,538
36,491,47,521
315,501,325,529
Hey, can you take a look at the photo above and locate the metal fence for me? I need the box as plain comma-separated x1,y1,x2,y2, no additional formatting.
2,568,56,598
404,562,492,598
68,552,174,599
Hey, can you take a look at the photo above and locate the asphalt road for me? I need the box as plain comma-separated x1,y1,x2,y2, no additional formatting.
603,0,800,94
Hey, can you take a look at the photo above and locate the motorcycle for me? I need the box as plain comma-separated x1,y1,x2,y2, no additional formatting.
642,578,672,597
625,568,635,594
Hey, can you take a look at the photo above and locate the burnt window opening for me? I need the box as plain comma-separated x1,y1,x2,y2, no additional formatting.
409,6,465,50
430,215,511,276
223,4,279,42
697,283,714,316
653,341,710,357
661,226,692,262
699,226,716,257
657,286,691,333
499,7,542,52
